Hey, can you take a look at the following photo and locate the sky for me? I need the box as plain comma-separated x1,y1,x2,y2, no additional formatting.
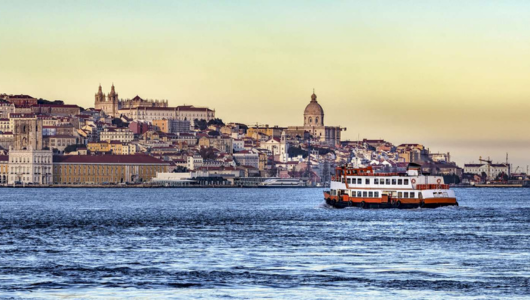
1,0,529,168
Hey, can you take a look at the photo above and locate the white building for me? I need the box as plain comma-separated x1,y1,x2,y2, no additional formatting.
464,163,510,179
187,155,204,171
8,149,53,184
100,127,134,143
233,150,259,169
233,139,245,152
118,105,215,126
261,130,289,162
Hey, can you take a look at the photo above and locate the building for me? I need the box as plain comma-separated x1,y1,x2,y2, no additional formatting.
152,119,191,133
287,91,344,146
187,155,204,171
120,95,168,109
8,117,53,184
247,125,286,139
175,105,215,126
464,163,510,180
0,155,8,185
43,135,80,153
233,150,259,169
31,104,81,116
198,136,233,154
0,102,14,118
94,84,119,117
52,154,169,184
119,107,178,122
100,127,134,143
1,94,38,106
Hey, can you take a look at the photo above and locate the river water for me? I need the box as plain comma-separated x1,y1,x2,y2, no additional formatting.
0,188,529,299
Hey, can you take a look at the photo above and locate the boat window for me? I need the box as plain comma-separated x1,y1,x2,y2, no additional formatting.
374,192,379,197
357,191,361,197
398,192,402,198
369,191,373,197
350,178,355,185
365,178,370,184
410,192,414,198
404,192,409,198
347,178,351,184
374,178,379,185
392,179,396,185
341,178,345,183
386,179,390,185
398,179,403,185
357,178,362,184
404,179,409,185
363,191,367,197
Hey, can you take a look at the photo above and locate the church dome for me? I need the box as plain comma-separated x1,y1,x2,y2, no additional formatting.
304,92,324,116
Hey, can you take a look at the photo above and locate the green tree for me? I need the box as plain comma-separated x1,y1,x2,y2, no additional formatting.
63,144,85,153
194,119,208,131
207,118,225,126
172,166,189,173
199,147,216,160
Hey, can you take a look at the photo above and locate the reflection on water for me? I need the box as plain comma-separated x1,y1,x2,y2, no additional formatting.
0,188,529,299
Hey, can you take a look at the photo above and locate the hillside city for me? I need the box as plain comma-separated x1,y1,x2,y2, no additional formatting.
0,85,519,187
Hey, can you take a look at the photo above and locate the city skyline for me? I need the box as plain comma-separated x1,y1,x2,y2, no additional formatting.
1,1,530,167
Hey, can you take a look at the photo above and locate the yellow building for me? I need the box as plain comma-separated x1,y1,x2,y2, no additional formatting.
52,155,169,185
152,119,169,133
87,142,111,153
247,125,285,140
0,155,8,184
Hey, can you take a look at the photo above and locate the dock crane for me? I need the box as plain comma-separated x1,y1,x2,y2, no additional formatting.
479,156,492,181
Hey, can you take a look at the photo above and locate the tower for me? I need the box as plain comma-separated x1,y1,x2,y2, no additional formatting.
95,84,106,105
304,90,324,127
280,130,289,162
13,118,43,150
107,84,119,117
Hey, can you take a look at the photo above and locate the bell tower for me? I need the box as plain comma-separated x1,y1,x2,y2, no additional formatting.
107,83,119,117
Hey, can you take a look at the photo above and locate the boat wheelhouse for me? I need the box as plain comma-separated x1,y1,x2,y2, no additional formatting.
323,164,458,209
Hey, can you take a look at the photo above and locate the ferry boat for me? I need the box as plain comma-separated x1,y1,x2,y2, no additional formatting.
323,164,458,209
260,178,305,187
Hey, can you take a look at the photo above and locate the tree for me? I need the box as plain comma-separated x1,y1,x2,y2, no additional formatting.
112,118,128,128
194,119,208,131
288,146,308,158
172,166,189,173
64,144,86,153
207,118,225,126
199,147,216,160
208,130,220,137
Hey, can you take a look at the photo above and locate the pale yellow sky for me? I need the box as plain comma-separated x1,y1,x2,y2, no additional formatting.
1,1,529,167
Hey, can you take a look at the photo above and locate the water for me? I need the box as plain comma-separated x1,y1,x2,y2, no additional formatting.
0,188,529,299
